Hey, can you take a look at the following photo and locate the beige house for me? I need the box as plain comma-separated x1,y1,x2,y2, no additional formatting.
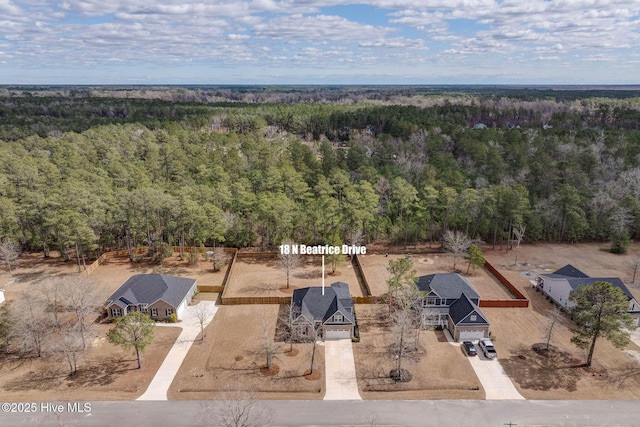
105,274,197,322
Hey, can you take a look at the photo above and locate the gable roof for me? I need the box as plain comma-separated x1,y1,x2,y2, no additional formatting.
565,277,636,301
552,264,589,278
292,282,355,325
540,265,636,302
415,273,480,301
448,293,490,326
106,274,197,309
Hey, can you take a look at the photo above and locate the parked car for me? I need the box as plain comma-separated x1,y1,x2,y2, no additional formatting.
462,341,477,356
478,338,497,359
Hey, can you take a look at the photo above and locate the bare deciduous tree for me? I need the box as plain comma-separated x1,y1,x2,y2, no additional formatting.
64,276,101,350
212,247,230,273
544,306,564,351
512,223,526,266
52,323,85,376
10,293,51,357
192,303,213,341
442,229,471,271
279,239,300,289
260,309,276,371
199,389,273,427
0,237,20,275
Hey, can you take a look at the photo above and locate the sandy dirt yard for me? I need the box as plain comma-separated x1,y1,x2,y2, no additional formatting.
358,253,513,299
0,324,181,401
480,243,640,399
226,256,364,298
353,304,484,400
0,252,80,302
168,305,325,400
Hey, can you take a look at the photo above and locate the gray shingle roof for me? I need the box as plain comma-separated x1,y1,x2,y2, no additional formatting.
106,274,196,309
448,293,490,326
552,264,589,278
292,282,354,325
415,273,480,300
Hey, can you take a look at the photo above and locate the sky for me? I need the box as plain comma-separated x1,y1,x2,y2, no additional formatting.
1,0,640,84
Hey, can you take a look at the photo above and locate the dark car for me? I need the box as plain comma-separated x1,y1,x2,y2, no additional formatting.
462,341,477,356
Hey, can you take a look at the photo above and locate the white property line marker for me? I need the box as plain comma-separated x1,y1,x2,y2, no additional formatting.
322,255,325,295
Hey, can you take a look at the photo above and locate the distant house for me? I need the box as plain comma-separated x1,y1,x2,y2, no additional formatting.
291,282,356,340
105,274,197,322
416,273,490,341
536,265,640,326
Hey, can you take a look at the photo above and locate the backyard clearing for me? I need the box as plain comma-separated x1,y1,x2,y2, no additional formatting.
0,324,181,401
353,304,484,400
226,256,364,298
479,242,640,399
358,253,513,299
168,305,325,400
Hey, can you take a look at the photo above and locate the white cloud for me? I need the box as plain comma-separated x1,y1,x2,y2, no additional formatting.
1,0,640,82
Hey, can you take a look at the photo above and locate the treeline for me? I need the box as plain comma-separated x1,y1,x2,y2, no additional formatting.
1,89,640,261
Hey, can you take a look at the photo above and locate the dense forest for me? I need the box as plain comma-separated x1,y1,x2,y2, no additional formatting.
1,86,640,262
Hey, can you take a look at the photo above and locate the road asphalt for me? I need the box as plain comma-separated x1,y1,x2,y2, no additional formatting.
323,339,362,400
444,330,524,400
4,400,640,427
136,300,218,401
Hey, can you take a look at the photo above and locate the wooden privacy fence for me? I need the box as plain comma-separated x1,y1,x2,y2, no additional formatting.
479,299,529,308
81,247,147,277
222,296,292,305
352,254,373,297
482,260,529,307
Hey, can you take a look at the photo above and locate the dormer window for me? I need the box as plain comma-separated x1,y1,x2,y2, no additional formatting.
470,315,477,321
334,314,344,322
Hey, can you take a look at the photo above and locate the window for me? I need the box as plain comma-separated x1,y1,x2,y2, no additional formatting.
470,315,477,321
140,305,148,313
150,308,158,317
426,297,437,305
166,308,174,317
334,314,343,322
111,308,122,317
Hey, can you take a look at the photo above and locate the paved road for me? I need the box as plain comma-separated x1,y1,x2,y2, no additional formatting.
323,339,361,400
3,400,639,427
444,330,524,399
137,301,218,401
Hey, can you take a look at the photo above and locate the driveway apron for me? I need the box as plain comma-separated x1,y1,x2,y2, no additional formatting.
323,339,361,400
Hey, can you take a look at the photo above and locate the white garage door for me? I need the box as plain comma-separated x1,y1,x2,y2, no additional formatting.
325,328,351,340
459,330,485,341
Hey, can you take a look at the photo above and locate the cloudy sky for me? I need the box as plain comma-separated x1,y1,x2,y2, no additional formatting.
1,0,640,84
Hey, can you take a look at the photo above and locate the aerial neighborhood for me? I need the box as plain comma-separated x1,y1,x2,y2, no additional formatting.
1,86,640,425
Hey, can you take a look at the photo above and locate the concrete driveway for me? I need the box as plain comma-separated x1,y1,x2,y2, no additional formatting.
444,330,524,400
323,339,361,400
0,289,4,305
137,301,218,401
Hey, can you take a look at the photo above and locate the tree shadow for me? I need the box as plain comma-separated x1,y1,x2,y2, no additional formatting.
500,343,583,392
